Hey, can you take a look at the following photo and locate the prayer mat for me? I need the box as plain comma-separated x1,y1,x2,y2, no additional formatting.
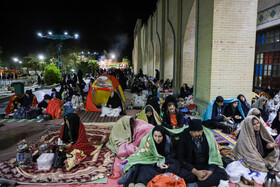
15,157,124,187
0,126,116,184
206,127,236,150
78,110,122,123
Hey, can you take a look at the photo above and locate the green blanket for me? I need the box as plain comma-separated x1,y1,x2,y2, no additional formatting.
203,126,223,168
124,129,165,173
123,125,188,173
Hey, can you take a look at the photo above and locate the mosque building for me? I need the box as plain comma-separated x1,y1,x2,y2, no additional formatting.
132,0,280,113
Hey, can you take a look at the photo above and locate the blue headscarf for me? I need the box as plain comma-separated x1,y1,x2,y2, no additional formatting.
202,98,245,122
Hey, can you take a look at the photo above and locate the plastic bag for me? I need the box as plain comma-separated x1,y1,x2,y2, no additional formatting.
118,159,128,171
147,172,186,187
225,159,251,183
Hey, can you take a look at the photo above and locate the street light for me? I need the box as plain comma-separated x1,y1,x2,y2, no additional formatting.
13,57,19,62
37,31,79,70
38,54,45,61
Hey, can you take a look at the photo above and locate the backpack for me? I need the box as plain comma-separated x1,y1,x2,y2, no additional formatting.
147,173,186,187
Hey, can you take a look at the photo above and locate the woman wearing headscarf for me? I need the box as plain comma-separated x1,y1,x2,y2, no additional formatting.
271,109,280,135
119,126,178,186
224,100,244,124
5,94,23,114
251,96,269,122
21,90,38,108
146,95,160,115
106,116,153,158
58,113,96,156
106,91,124,114
137,105,162,126
180,83,191,98
155,69,160,81
232,115,280,172
163,79,171,90
234,108,268,138
237,94,251,116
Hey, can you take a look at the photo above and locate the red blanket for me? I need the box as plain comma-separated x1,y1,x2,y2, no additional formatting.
59,121,96,156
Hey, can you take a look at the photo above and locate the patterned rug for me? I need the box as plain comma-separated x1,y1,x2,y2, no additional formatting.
0,126,115,184
78,111,122,123
206,127,236,150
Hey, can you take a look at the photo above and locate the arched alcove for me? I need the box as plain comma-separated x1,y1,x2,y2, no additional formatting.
164,23,174,80
182,1,196,88
148,42,154,76
143,49,148,75
155,37,161,77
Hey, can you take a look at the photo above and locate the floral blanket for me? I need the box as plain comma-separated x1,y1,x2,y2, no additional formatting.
0,126,115,184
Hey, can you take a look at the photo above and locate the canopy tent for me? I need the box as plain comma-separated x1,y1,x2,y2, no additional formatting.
86,75,126,112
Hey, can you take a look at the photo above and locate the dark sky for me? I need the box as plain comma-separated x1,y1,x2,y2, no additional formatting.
1,0,158,62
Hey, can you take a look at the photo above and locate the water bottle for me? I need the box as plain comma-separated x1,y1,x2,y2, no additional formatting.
264,170,277,187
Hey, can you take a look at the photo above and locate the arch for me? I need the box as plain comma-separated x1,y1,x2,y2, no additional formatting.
132,41,138,73
182,1,196,88
155,35,161,77
143,49,148,75
148,42,154,76
164,22,174,80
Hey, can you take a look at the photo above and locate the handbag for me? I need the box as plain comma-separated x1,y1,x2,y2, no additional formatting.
52,147,67,168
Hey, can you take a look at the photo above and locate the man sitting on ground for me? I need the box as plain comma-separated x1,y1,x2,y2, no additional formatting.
178,119,227,186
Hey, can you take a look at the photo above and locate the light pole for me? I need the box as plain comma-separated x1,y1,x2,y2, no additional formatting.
37,32,79,70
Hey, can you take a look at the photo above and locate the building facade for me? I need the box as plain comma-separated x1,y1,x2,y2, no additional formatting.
255,1,280,91
132,0,258,113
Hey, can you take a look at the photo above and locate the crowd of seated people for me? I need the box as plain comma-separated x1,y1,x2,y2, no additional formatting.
113,71,280,186
8,67,280,186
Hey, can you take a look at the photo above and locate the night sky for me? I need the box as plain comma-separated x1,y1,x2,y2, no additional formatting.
1,0,158,62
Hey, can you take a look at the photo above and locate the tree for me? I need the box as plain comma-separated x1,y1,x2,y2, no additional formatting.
77,60,99,75
45,42,82,73
43,63,62,85
88,60,99,76
122,58,131,67
22,56,35,72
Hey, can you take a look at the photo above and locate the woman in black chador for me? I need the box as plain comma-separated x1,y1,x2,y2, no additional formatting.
106,91,124,114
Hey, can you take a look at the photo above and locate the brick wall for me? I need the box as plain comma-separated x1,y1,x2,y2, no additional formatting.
182,1,196,88
210,0,257,104
195,0,213,104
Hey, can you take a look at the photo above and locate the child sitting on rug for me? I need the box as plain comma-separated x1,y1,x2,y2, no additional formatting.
58,113,95,156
